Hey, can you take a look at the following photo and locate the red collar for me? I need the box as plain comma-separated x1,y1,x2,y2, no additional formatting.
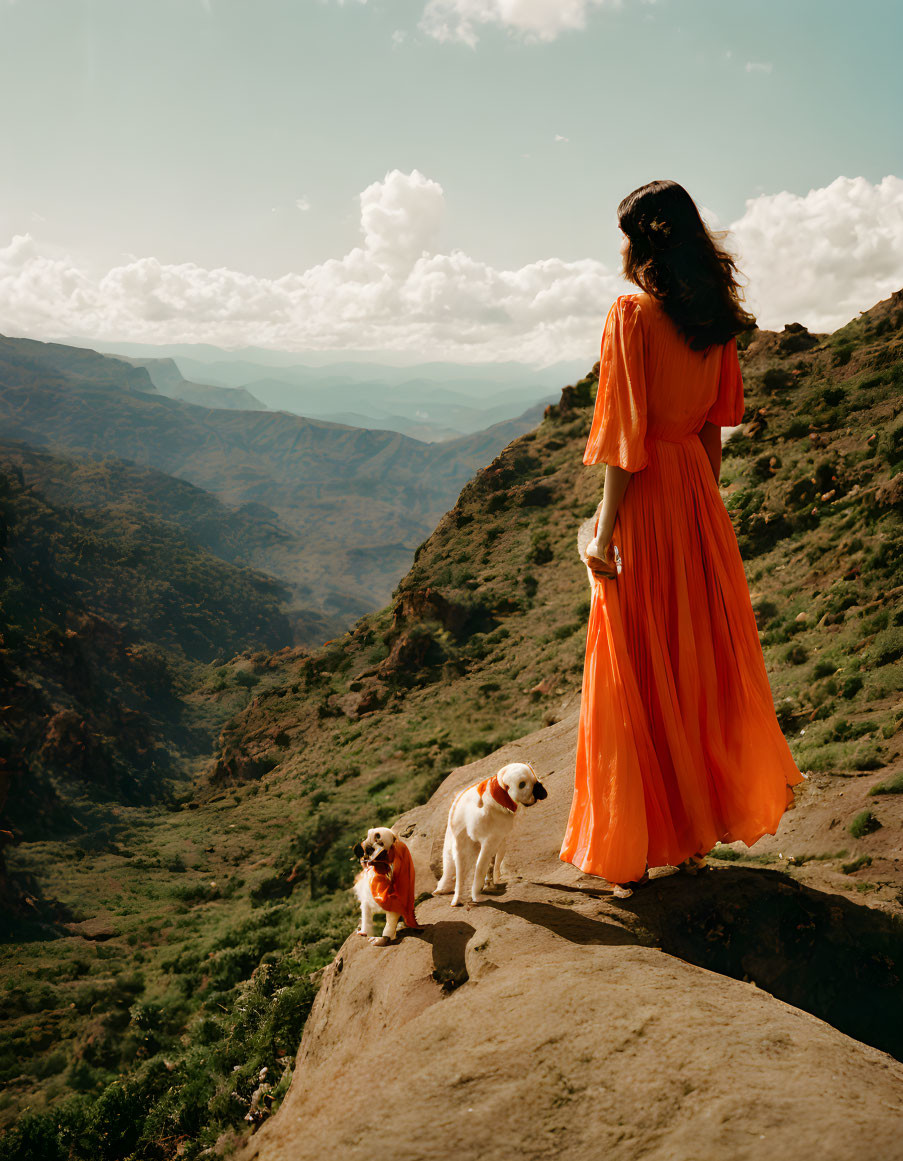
476,774,517,813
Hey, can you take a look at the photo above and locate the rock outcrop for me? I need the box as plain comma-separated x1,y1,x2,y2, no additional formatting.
240,708,903,1161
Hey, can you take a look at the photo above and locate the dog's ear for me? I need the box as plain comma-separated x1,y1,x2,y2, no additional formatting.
352,843,365,858
533,782,548,800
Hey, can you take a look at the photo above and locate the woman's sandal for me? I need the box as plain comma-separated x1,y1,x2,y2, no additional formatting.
680,853,709,876
611,870,649,899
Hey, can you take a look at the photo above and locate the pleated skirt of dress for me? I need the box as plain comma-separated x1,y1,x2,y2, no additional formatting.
560,434,804,885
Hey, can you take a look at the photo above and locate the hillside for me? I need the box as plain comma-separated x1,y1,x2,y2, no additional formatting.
1,292,901,1160
0,440,340,645
0,332,548,626
0,442,304,882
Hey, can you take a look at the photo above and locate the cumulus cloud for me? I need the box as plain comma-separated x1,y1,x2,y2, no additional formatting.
745,60,773,73
418,0,623,45
728,175,903,331
1,172,901,364
0,170,623,363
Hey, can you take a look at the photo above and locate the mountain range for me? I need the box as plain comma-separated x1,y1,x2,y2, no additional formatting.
68,336,573,442
0,332,549,628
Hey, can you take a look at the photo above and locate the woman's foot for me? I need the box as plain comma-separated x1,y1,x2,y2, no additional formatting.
611,870,649,899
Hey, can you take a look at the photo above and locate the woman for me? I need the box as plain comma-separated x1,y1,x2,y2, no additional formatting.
559,179,803,899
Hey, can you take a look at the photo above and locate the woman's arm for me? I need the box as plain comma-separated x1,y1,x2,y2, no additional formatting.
586,463,633,578
698,421,721,484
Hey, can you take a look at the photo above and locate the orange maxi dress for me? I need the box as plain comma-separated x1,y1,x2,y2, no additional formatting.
560,292,803,885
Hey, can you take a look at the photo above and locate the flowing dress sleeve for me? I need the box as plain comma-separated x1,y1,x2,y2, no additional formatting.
706,338,745,426
583,296,648,472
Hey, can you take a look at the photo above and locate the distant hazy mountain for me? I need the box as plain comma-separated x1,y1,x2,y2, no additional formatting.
0,333,157,394
60,335,576,440
0,332,548,626
63,334,584,383
108,354,268,411
235,374,557,441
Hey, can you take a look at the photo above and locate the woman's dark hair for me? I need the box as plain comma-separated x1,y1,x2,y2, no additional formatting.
617,179,755,350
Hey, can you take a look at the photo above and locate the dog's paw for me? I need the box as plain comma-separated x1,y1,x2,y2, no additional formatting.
356,928,372,937
450,896,463,907
432,884,452,896
369,936,393,946
471,893,487,904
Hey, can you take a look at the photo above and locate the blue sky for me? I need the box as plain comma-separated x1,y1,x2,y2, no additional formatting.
1,0,901,362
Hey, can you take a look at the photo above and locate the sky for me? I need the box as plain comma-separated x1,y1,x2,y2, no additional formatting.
1,0,902,365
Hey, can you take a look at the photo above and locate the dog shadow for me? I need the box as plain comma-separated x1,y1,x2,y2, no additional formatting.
485,898,637,947
406,919,474,991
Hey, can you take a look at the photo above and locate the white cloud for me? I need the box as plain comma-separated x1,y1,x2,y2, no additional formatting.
2,173,901,364
295,197,312,211
745,60,773,73
0,169,623,364
728,175,903,331
554,134,570,143
418,0,624,45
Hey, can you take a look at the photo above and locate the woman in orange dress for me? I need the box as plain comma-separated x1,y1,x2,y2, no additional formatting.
559,179,803,898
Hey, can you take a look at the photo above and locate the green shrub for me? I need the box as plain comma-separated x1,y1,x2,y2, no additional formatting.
848,809,881,838
782,642,808,665
709,845,741,861
527,534,553,565
841,855,872,874
842,675,864,699
871,628,903,667
868,770,903,795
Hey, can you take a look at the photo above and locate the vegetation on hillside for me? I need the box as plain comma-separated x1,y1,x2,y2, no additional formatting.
1,292,901,1160
0,331,551,627
0,446,302,860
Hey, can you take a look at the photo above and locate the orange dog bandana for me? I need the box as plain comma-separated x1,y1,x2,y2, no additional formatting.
367,839,420,929
475,774,517,813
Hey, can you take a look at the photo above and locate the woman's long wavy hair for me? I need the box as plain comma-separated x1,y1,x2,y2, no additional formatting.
618,179,755,350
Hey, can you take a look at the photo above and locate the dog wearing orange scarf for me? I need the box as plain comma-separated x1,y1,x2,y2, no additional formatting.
432,761,547,906
353,827,421,946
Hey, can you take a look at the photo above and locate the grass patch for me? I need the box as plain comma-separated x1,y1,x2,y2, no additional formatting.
868,770,903,795
848,809,881,838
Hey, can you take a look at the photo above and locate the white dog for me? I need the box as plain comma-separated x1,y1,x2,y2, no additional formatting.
353,827,420,946
432,762,547,906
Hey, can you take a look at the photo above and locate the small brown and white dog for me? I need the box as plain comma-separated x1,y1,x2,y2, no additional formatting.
432,762,547,906
353,827,420,946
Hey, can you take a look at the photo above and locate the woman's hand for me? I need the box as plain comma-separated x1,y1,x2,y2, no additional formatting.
585,536,617,579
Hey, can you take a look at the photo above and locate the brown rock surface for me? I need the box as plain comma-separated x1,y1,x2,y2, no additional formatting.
240,710,903,1161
